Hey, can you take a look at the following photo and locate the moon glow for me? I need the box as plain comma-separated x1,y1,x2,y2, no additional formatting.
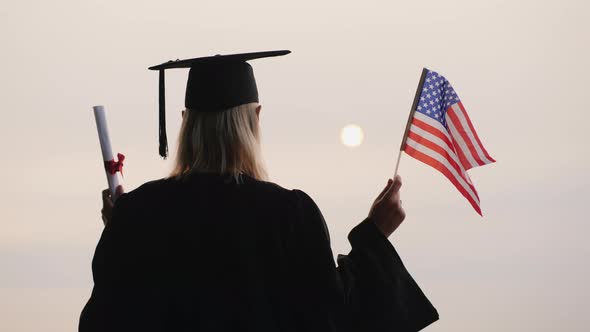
340,124,364,147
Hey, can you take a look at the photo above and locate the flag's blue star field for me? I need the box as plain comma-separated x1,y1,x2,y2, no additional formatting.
416,69,461,128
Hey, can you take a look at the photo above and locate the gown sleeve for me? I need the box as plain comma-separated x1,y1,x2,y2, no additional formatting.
290,189,439,332
78,193,166,332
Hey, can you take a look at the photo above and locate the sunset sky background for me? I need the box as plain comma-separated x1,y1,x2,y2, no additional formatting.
2,0,589,331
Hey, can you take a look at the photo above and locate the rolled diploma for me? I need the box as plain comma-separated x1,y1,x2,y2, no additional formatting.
93,105,121,202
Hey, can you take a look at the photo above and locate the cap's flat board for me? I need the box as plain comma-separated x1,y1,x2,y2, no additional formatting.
148,50,291,70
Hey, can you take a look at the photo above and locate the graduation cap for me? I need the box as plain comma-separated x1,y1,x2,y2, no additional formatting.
148,50,291,158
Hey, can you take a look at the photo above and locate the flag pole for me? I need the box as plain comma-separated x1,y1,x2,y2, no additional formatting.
394,67,429,178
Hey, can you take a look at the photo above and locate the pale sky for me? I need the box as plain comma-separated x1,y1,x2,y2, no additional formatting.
1,0,589,331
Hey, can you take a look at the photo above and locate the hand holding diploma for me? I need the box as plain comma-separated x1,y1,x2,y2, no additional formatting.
101,186,124,226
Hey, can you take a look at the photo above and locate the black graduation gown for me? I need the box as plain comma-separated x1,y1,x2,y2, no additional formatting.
79,173,438,332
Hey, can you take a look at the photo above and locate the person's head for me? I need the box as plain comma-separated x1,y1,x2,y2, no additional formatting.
170,102,267,181
150,50,289,181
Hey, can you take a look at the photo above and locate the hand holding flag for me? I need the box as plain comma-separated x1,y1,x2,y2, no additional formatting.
369,175,406,237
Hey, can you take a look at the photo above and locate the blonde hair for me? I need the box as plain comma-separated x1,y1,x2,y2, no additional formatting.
170,102,268,182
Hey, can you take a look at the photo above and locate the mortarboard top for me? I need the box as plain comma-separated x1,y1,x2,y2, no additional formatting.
148,50,291,158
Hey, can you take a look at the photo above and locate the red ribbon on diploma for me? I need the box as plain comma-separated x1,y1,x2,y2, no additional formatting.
104,153,125,177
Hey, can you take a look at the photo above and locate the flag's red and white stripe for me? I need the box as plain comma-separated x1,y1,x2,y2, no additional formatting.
446,102,495,170
404,102,494,215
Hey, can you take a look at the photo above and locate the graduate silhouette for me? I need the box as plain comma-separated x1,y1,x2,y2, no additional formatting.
79,50,438,332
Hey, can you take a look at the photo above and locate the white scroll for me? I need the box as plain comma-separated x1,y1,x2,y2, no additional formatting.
92,105,123,202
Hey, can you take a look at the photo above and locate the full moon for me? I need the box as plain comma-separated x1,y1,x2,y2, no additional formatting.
340,124,364,147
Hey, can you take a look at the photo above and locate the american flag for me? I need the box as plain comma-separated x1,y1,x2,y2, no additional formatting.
403,69,495,215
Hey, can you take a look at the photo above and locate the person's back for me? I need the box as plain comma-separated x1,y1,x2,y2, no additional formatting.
81,174,315,331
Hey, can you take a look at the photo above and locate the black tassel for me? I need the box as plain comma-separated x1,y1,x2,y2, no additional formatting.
158,69,168,158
